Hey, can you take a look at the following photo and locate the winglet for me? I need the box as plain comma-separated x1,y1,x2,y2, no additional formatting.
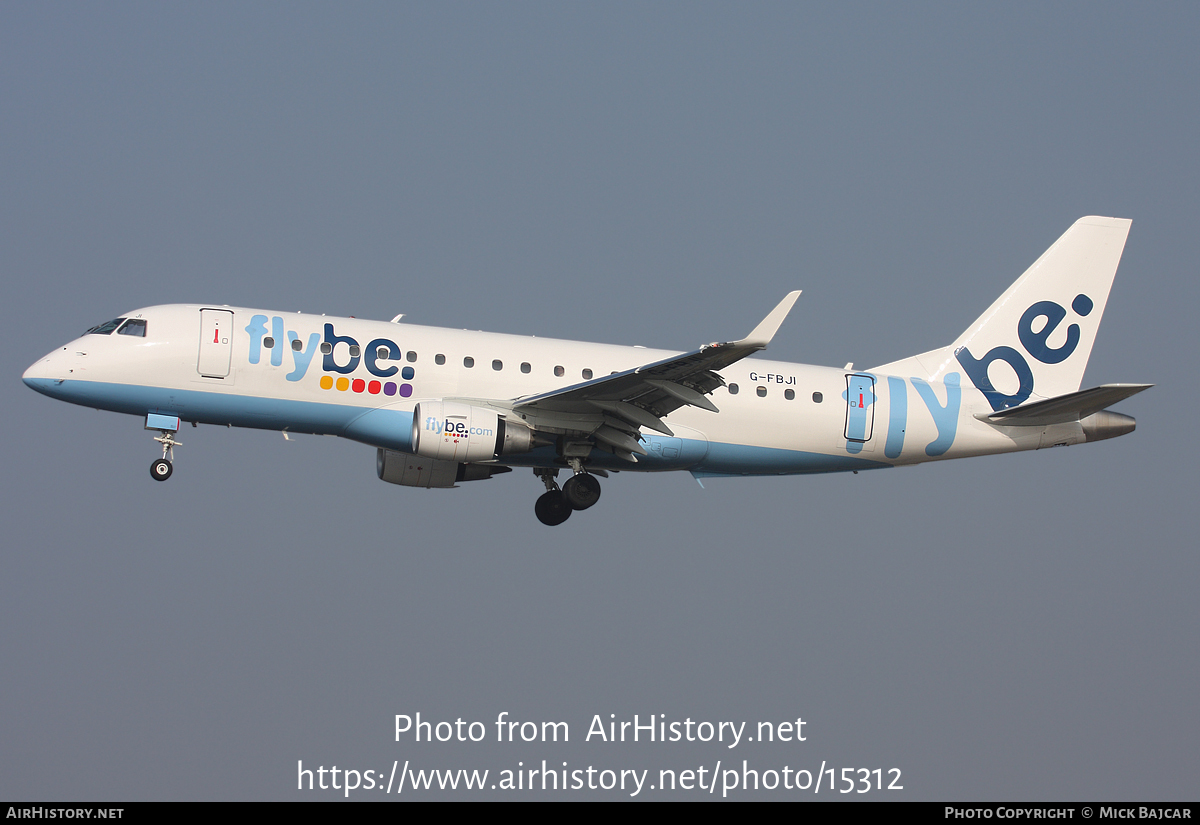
734,290,801,349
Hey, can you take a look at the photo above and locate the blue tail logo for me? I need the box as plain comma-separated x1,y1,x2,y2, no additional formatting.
955,295,1093,411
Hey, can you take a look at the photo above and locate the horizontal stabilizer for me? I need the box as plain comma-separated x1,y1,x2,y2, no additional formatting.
978,383,1152,426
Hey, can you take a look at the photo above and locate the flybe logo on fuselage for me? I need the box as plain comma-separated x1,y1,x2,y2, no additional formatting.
244,316,415,397
954,294,1093,412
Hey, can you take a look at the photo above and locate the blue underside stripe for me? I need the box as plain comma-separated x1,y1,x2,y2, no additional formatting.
25,378,892,475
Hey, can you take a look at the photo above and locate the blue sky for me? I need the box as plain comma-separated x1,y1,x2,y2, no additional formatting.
3,3,1195,799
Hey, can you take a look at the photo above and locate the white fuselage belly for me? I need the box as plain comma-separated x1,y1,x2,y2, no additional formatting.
25,304,1076,476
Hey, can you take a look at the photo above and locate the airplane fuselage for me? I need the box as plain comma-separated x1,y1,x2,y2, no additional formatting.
23,303,1097,479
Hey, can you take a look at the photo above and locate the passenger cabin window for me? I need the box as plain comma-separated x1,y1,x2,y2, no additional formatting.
407,351,417,362
492,360,503,371
348,345,360,358
812,392,823,403
729,383,739,395
582,369,593,380
376,347,390,360
757,386,767,397
464,357,475,368
320,342,332,355
554,365,565,377
263,337,275,349
435,354,446,365
85,318,125,335
292,338,303,351
521,362,531,374
117,319,146,337
784,389,795,400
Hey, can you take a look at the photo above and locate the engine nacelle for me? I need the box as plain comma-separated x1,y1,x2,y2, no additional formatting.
411,401,535,462
376,449,512,489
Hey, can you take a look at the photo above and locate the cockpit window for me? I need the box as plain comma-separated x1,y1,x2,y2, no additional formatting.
117,319,147,337
85,318,126,335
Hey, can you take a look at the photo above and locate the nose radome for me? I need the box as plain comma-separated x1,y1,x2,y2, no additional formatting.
23,349,65,390
23,358,49,386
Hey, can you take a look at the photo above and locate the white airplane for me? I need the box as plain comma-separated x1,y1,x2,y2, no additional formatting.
24,216,1149,525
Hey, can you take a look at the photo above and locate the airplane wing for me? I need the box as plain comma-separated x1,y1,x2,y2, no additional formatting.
508,291,801,460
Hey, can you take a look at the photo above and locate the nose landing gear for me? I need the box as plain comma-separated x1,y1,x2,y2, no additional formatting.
150,457,173,481
149,430,181,482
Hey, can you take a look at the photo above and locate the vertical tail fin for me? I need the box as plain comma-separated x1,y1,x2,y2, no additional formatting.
874,216,1132,411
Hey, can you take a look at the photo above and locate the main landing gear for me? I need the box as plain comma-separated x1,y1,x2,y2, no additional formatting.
562,472,601,509
150,429,181,482
533,461,604,526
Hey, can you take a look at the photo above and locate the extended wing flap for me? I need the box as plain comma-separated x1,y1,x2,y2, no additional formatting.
591,400,674,435
644,378,720,413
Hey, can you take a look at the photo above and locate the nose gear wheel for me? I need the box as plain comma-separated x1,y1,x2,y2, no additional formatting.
150,429,181,482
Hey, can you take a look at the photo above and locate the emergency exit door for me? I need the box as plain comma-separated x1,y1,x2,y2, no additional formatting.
197,309,234,378
844,373,875,442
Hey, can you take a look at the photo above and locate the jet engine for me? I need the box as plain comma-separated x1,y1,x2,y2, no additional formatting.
376,448,512,489
410,401,536,462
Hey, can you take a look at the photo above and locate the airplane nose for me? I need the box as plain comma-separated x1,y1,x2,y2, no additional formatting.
23,349,66,393
23,358,49,386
